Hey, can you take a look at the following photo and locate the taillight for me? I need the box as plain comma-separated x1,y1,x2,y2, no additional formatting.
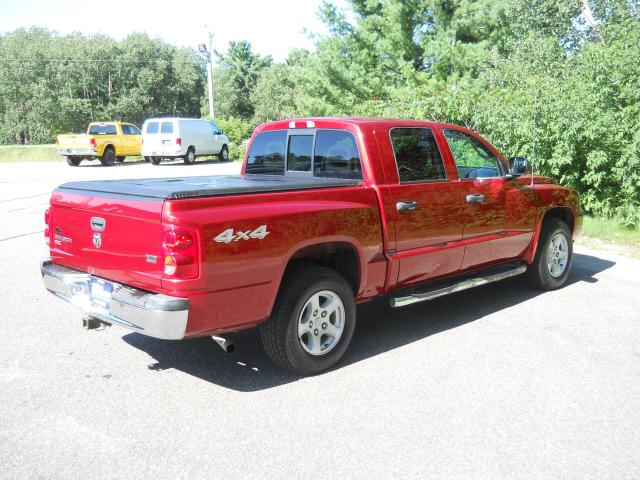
44,207,52,246
162,225,198,279
176,137,182,146
89,138,97,147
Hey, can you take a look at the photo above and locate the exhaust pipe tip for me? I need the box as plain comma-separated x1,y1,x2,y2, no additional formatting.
211,336,235,354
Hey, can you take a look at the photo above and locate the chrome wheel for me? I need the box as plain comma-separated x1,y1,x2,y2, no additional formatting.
546,232,569,278
297,290,345,356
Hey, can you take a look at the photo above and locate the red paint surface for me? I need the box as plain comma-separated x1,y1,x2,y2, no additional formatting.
48,118,581,337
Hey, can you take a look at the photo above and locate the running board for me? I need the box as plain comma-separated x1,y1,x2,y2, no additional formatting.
390,264,527,308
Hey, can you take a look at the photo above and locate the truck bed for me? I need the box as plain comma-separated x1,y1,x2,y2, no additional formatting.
57,174,362,200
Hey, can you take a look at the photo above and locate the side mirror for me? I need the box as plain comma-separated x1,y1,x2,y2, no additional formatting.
508,156,529,176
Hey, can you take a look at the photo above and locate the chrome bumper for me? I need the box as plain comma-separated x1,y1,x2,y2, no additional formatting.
58,148,97,156
40,259,189,340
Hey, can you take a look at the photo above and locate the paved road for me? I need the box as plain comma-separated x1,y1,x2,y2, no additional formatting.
1,162,639,479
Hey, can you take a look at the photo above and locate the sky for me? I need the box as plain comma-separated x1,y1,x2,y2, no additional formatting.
0,0,349,62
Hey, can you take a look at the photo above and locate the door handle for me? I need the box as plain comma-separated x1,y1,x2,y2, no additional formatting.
396,201,418,212
466,194,485,204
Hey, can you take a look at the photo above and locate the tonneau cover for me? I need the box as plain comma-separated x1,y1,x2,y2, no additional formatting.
57,175,362,200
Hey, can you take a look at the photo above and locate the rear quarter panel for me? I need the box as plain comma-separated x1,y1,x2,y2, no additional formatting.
162,186,386,336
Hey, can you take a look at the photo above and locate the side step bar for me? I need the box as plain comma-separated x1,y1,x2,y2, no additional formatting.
390,264,527,308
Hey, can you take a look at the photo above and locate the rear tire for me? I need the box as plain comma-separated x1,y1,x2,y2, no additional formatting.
66,156,81,167
260,266,356,375
149,156,161,165
527,218,573,290
218,145,229,161
100,147,116,166
115,156,125,163
144,156,151,163
183,147,196,164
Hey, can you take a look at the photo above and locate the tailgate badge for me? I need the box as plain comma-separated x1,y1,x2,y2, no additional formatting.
93,233,102,249
146,254,157,264
91,217,106,231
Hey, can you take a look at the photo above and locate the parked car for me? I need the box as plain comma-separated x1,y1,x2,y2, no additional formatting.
56,122,142,166
41,117,581,375
141,117,229,165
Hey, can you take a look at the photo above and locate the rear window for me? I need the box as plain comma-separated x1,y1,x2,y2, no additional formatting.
287,135,313,172
88,124,117,135
245,129,362,179
146,122,159,134
245,130,287,175
161,122,174,134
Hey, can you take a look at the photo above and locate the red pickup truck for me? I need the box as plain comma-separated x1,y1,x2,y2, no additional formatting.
41,118,581,374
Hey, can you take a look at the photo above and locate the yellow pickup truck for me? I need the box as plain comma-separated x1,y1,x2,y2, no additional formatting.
56,122,142,166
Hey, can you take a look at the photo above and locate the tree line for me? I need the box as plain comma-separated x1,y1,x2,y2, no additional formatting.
0,28,205,144
1,0,639,225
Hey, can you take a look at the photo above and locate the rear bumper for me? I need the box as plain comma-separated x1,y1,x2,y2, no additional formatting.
58,148,97,157
141,148,183,157
40,259,189,340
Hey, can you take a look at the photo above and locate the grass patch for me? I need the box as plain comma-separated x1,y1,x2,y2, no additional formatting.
0,144,62,162
580,216,640,248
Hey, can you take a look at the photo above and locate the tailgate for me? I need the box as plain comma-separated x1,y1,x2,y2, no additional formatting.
49,189,164,291
57,134,91,148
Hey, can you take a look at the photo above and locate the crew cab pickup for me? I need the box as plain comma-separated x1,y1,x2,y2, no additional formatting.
41,118,581,374
56,122,142,167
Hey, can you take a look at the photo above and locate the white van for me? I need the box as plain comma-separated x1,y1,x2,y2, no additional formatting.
141,118,230,165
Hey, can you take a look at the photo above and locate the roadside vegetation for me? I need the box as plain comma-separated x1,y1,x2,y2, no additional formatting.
0,144,59,162
0,0,638,232
580,216,640,249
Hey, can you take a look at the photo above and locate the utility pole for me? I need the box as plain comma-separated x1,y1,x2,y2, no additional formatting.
198,29,216,120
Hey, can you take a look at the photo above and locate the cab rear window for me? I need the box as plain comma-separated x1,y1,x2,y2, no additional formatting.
89,124,117,135
245,129,362,179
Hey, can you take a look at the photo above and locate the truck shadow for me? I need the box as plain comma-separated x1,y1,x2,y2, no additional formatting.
122,252,614,392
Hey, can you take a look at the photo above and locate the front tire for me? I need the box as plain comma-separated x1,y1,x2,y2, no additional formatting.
100,147,116,166
528,218,573,290
260,266,356,375
218,145,229,161
66,156,81,166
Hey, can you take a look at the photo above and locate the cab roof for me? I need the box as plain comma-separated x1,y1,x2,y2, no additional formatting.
257,117,467,132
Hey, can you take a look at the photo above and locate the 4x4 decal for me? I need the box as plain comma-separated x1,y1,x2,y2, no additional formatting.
214,225,270,244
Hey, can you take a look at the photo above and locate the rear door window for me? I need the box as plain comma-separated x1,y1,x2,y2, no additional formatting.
146,122,159,134
245,130,287,175
390,128,447,183
313,130,362,179
160,122,174,134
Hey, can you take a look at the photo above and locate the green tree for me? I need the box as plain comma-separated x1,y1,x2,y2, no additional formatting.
214,41,272,119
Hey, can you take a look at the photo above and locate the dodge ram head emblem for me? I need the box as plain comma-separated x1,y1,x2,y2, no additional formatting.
93,233,102,248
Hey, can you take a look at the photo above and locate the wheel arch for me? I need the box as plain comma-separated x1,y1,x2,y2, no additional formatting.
281,241,362,297
525,205,575,264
